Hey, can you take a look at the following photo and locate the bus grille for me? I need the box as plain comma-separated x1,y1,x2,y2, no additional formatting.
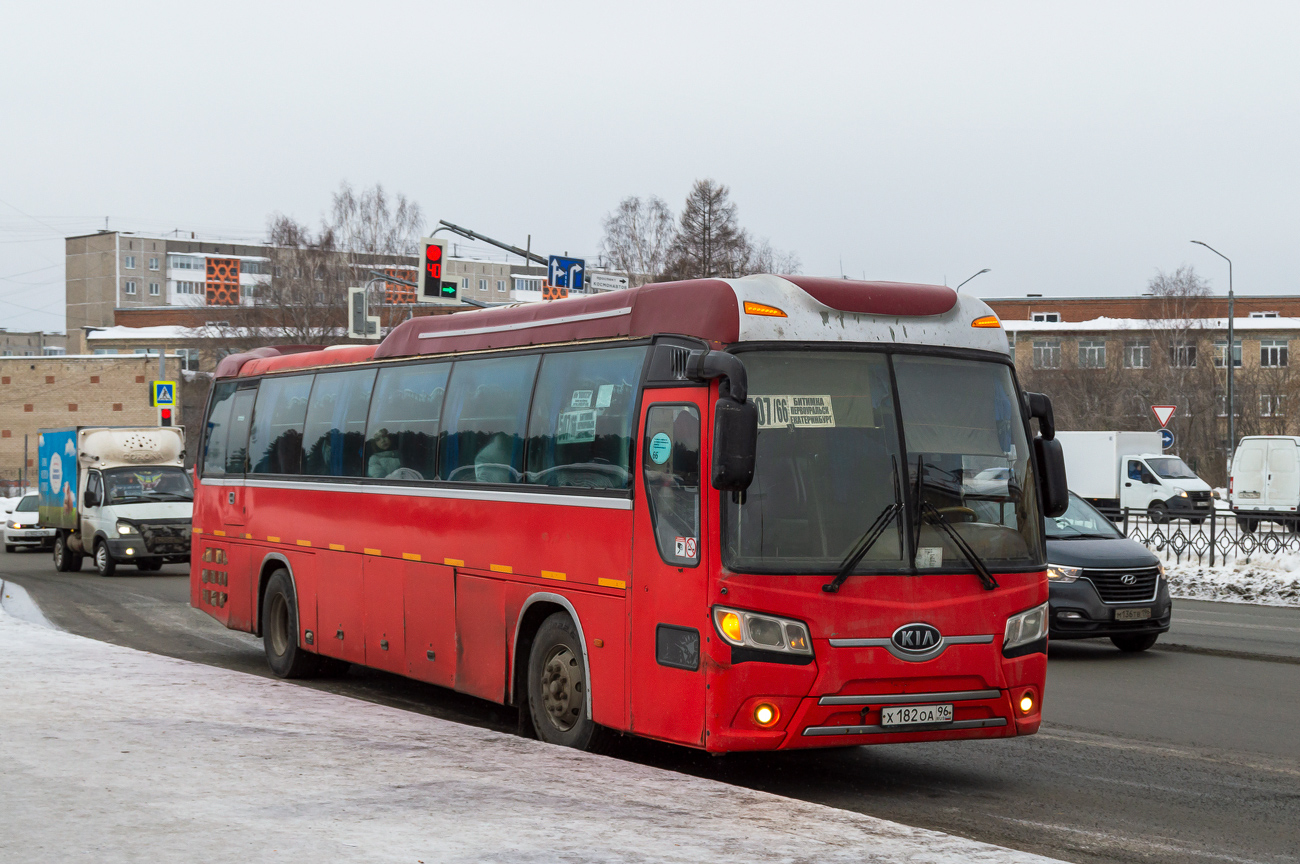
1083,566,1160,603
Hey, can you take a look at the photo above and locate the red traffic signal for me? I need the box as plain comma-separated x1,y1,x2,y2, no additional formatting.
160,407,173,427
425,242,443,282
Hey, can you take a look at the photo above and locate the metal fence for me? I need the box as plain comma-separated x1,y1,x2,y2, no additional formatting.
1094,507,1300,567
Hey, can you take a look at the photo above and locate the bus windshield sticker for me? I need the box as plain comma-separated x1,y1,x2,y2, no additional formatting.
595,384,614,408
570,389,593,408
674,536,698,558
556,409,597,444
916,547,943,568
753,395,835,429
649,432,672,464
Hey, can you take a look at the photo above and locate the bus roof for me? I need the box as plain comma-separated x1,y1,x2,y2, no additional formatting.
217,274,1005,379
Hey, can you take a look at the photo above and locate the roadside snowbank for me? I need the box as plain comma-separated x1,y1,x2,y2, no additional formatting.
1165,555,1300,607
0,603,1060,864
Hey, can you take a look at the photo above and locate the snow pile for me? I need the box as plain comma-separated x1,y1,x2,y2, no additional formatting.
0,602,1061,864
1165,554,1300,607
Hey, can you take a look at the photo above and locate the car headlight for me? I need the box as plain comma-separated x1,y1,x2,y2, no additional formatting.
1157,560,1165,579
1173,487,1188,498
5,520,20,530
116,521,135,535
1004,602,1049,653
1046,564,1081,582
713,606,813,656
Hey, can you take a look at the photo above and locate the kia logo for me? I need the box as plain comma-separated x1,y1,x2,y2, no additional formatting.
891,623,942,653
1120,574,1138,585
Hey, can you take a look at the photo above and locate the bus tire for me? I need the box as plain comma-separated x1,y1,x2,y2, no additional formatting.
53,533,83,572
527,611,608,751
262,568,322,679
1111,633,1158,652
94,540,117,578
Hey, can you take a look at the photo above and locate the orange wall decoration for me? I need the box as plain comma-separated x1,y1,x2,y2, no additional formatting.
206,258,241,306
384,269,418,304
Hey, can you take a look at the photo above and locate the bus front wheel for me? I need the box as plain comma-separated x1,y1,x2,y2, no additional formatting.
262,569,325,679
527,612,608,751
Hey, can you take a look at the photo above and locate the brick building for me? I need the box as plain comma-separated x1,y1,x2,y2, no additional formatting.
0,329,65,356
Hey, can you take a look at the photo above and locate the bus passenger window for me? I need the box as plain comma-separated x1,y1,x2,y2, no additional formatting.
440,355,539,484
303,368,376,477
249,375,313,475
364,363,450,481
224,388,257,475
526,346,646,490
643,405,700,567
202,382,237,476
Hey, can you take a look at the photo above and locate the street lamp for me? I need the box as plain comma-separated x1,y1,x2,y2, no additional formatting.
956,268,991,290
1191,240,1234,471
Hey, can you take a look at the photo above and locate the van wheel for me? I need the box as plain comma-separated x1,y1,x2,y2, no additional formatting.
136,560,162,572
94,540,117,578
1238,517,1257,535
1111,633,1158,652
53,533,83,571
526,612,609,751
1148,502,1169,524
262,569,324,679
4,544,13,553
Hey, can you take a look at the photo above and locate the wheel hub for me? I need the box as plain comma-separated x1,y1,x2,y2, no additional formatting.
540,645,583,732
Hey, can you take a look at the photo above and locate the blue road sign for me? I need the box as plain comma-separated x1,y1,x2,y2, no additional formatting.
151,380,176,407
1159,428,1175,450
548,256,585,291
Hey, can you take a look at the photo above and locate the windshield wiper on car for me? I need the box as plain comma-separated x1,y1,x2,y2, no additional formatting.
823,458,904,594
911,456,998,591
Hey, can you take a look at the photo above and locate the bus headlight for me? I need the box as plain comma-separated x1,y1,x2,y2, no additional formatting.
116,521,135,535
1004,602,1049,652
713,606,813,657
1046,564,1081,582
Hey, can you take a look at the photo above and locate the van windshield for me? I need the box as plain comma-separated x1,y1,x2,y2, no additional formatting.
103,467,193,504
1145,457,1198,480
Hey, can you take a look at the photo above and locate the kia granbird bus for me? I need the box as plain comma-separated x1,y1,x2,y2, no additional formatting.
192,274,1067,752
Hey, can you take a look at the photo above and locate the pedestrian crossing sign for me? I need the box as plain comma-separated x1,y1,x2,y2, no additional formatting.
151,380,176,407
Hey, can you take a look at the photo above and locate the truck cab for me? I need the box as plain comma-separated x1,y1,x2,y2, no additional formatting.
1121,453,1213,522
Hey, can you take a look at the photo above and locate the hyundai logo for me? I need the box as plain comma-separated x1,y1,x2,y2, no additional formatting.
1119,574,1138,585
891,623,942,654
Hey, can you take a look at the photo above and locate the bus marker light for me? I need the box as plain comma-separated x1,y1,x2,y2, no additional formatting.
444,558,465,567
296,539,312,547
719,611,743,643
267,536,280,543
754,703,780,727
329,543,345,551
365,548,382,556
491,563,512,573
743,301,787,318
598,577,625,589
971,315,1001,328
402,552,421,561
1019,693,1035,713
542,570,567,581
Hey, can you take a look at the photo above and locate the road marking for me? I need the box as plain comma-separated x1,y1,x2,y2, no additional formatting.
991,816,1276,864
1175,617,1300,634
1035,727,1300,778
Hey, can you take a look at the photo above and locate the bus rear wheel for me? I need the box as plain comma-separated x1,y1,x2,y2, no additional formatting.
262,569,324,679
527,612,607,751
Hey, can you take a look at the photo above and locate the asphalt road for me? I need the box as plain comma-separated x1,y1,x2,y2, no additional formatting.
4,547,1299,864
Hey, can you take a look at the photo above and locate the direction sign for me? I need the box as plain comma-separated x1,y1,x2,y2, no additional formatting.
1159,428,1175,450
150,380,176,407
548,256,585,291
1151,405,1176,427
588,272,629,292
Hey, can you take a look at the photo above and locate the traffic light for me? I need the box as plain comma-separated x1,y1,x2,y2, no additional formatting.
347,287,380,340
159,407,173,427
418,237,457,304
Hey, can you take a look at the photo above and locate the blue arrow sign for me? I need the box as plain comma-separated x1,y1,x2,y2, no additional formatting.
548,255,585,291
1159,428,1175,450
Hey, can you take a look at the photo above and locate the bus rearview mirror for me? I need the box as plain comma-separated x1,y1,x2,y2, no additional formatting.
1034,435,1069,518
712,397,758,492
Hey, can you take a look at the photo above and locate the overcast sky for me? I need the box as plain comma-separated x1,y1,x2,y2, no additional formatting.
3,1,1298,333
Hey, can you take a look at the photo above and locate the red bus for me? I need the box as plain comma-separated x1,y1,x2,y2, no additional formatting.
192,275,1066,752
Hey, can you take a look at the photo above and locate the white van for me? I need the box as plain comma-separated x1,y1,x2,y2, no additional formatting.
1229,436,1300,532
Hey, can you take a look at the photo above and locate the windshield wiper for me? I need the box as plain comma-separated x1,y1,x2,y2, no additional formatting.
921,501,999,591
823,458,904,594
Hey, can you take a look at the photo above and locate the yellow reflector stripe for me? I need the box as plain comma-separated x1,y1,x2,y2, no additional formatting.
971,315,1001,328
329,543,345,551
267,536,280,543
743,301,787,317
364,548,382,556
192,528,202,535
244,533,252,539
598,578,626,589
444,558,465,567
212,530,226,536
541,570,566,581
402,552,421,561
296,540,312,547
490,564,512,573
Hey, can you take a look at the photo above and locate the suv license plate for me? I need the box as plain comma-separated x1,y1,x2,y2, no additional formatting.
1115,608,1152,621
881,704,953,727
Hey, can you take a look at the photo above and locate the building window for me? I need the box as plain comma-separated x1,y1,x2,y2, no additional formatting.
497,279,507,293
514,277,543,292
1170,343,1196,368
1032,339,1061,369
1,350,11,356
124,255,136,269
42,347,64,355
92,348,119,355
1078,340,1106,368
1031,312,1060,323
1006,331,1016,349
148,257,159,271
1250,311,1280,319
1214,340,1243,368
124,281,136,295
240,260,271,275
478,278,488,292
174,280,201,295
1261,394,1285,417
1261,339,1289,367
168,255,204,270
461,277,470,291
1123,341,1150,369
179,348,200,371
149,282,161,296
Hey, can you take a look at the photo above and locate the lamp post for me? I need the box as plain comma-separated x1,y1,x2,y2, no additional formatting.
1191,240,1234,471
956,268,991,291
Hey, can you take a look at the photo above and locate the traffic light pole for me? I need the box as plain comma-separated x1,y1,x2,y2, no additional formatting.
436,220,549,265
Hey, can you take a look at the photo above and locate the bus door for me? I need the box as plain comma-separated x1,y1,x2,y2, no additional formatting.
219,388,256,528
630,392,709,745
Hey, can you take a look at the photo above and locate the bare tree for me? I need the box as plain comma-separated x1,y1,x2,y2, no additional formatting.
663,179,752,280
330,181,425,259
747,238,802,276
599,195,676,286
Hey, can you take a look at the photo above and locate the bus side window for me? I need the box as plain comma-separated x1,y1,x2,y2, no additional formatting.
202,382,238,476
525,346,646,490
364,363,450,481
249,375,314,475
224,388,258,475
303,368,377,477
643,405,701,567
439,355,539,484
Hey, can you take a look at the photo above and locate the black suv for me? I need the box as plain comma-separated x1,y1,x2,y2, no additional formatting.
1046,493,1171,652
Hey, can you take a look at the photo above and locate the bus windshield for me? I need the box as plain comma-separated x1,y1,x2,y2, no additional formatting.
103,467,194,504
721,350,1043,575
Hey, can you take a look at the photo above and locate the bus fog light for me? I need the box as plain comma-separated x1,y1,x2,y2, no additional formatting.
1019,693,1035,714
754,702,780,727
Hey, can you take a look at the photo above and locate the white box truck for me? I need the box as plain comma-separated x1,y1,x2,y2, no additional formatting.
1056,430,1214,521
37,426,193,576
1228,435,1300,532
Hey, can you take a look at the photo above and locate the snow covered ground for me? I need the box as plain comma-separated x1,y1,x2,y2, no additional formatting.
0,586,1061,864
1165,554,1300,607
